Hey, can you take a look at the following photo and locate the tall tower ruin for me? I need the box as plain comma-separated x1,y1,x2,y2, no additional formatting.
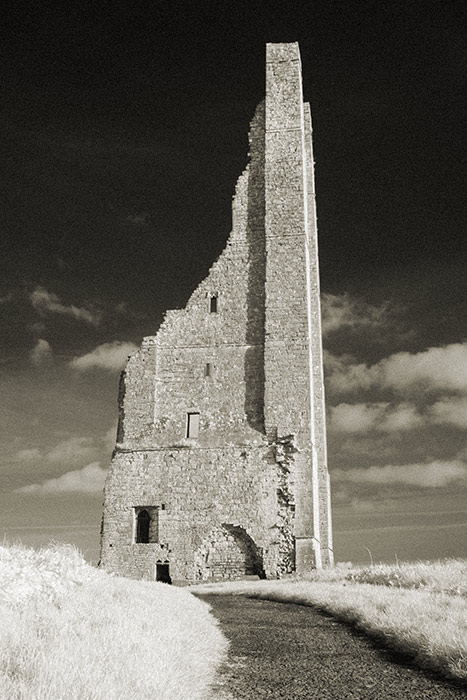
100,43,333,583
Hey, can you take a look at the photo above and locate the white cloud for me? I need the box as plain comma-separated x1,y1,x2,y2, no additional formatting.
380,404,423,432
15,462,107,494
30,338,53,366
329,402,423,434
429,396,467,428
30,287,101,325
381,344,467,393
325,353,380,394
69,341,138,372
321,293,392,335
14,436,96,466
333,460,467,488
46,437,95,464
330,403,389,433
326,342,467,395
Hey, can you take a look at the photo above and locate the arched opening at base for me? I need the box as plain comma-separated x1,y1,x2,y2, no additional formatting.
195,524,264,581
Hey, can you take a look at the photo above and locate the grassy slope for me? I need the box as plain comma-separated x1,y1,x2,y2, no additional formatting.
189,559,467,683
0,544,228,700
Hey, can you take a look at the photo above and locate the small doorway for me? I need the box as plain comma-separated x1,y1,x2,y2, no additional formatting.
156,563,172,584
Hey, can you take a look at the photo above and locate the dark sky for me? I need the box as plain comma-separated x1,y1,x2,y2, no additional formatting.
3,2,465,349
1,1,466,564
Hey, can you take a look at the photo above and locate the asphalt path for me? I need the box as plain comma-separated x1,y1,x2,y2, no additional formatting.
197,594,467,700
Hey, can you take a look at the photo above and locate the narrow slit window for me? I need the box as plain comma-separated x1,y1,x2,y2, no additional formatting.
204,363,211,377
209,295,218,313
186,412,200,438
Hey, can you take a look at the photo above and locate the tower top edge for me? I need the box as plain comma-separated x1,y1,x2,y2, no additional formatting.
266,42,301,63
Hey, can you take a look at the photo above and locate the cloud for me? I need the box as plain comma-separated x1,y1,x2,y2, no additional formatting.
30,338,53,366
69,341,138,372
46,437,95,464
30,287,101,325
14,436,96,466
15,462,107,494
429,396,467,428
15,425,116,461
326,342,467,395
321,293,392,336
333,460,467,488
15,448,41,462
324,353,376,394
330,402,388,433
381,344,467,393
329,402,424,434
380,404,423,432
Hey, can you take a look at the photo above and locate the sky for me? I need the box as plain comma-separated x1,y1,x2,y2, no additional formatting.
1,1,466,566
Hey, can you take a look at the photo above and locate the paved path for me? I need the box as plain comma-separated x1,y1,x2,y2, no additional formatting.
197,594,466,700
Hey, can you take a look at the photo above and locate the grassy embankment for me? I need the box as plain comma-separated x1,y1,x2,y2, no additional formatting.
189,559,467,683
0,544,228,700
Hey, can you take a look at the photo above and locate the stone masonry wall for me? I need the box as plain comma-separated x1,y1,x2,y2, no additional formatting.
100,444,295,582
100,43,333,582
263,43,333,568
303,102,333,564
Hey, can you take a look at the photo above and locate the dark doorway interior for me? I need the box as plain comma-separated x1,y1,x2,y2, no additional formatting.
156,563,172,584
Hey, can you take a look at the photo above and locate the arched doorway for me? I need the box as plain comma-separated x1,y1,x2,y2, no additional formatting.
195,524,264,581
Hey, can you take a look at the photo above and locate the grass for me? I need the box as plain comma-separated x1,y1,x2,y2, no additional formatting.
0,543,228,700
189,558,467,684
4,545,465,694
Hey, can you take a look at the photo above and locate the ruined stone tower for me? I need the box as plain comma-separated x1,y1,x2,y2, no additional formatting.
100,43,333,583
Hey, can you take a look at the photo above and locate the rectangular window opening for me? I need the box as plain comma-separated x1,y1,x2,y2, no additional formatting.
209,295,218,313
204,363,211,377
186,412,200,439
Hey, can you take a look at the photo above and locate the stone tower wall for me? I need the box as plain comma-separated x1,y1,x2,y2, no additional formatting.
263,44,332,567
100,43,333,582
303,102,334,563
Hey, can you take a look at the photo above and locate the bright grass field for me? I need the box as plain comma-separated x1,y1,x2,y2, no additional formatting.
190,559,467,684
0,543,228,700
